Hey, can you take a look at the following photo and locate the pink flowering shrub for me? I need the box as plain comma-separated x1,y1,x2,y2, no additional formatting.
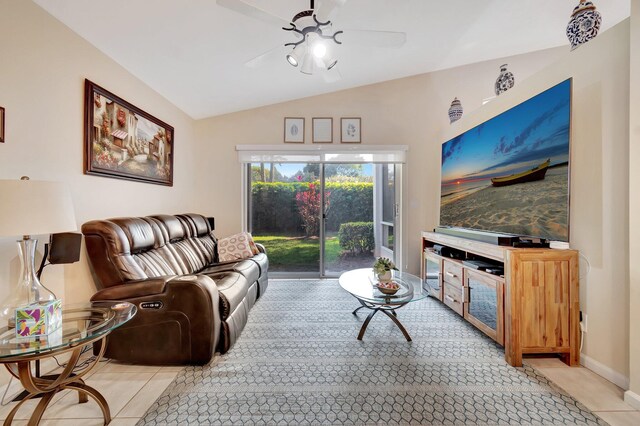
295,183,330,236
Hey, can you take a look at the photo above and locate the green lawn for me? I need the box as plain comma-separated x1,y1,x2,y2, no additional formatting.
253,235,341,271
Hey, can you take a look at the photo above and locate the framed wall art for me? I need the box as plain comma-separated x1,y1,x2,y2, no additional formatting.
312,118,333,143
341,117,361,143
0,106,5,143
284,117,305,143
84,79,174,186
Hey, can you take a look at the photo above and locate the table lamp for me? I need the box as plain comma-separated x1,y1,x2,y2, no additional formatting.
0,177,77,330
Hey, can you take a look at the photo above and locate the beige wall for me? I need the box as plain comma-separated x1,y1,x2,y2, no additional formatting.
0,0,203,309
627,0,640,407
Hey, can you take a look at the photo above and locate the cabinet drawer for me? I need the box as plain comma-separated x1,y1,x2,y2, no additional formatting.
443,282,464,316
443,260,463,287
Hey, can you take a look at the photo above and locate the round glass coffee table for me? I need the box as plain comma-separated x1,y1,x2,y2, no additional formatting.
339,268,427,342
0,301,136,425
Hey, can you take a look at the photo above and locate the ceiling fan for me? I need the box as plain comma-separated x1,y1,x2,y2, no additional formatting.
216,0,407,80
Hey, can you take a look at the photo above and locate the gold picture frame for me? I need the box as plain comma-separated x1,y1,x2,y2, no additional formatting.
84,80,174,186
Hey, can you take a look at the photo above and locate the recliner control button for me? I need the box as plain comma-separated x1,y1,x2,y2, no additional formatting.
140,301,163,310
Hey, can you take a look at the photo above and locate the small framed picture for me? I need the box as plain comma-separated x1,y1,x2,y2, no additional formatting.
0,106,5,143
312,118,333,143
284,117,305,143
341,117,361,143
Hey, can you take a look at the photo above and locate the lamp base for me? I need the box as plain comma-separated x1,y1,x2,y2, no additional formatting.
0,237,57,331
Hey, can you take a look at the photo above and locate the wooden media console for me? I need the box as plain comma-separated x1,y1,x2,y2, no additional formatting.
421,231,580,367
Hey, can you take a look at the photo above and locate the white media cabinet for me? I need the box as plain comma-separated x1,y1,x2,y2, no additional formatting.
421,231,580,367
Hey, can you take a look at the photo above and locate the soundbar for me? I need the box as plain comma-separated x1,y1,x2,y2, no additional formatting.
434,226,520,246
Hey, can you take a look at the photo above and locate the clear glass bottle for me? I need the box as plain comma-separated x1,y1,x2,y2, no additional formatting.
0,237,56,330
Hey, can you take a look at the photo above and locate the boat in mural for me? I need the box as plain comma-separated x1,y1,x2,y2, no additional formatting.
490,159,551,187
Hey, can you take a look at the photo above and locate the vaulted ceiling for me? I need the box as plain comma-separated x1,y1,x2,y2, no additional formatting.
34,0,630,119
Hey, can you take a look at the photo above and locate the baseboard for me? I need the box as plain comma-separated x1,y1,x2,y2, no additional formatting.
580,354,629,390
624,390,640,410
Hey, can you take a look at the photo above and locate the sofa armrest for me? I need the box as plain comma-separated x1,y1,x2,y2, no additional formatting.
90,277,174,301
90,275,218,302
255,243,266,254
91,274,221,365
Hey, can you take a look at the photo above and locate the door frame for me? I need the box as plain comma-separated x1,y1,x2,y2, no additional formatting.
373,163,400,263
238,145,407,278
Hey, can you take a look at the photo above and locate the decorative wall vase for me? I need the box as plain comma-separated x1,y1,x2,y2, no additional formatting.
448,98,463,124
567,0,602,51
495,64,515,96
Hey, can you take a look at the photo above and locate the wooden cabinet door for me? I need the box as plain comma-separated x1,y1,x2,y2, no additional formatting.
464,269,504,345
505,250,579,366
423,252,443,301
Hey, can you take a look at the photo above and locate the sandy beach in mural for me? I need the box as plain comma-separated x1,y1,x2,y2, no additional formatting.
440,165,569,241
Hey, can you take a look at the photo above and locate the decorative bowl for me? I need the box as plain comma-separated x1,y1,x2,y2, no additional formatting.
377,281,400,295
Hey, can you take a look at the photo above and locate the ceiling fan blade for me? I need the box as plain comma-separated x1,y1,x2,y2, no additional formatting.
322,66,342,83
216,0,291,27
339,30,407,48
315,0,347,22
245,45,287,68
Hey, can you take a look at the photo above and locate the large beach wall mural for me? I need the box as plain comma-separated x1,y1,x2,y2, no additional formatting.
440,79,571,242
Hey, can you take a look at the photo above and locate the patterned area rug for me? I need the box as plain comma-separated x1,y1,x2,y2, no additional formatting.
139,279,605,425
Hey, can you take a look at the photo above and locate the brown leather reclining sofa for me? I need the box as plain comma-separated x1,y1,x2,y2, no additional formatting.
81,213,268,365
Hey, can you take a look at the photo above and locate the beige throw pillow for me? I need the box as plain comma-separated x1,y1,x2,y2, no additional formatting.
218,232,257,262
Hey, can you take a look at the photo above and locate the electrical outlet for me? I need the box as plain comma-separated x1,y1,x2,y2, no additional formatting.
582,314,588,333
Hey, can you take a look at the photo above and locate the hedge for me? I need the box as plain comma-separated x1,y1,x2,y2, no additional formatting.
325,182,373,231
251,181,373,234
338,222,374,254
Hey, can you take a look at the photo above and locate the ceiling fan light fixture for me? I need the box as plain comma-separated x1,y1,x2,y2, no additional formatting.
300,52,315,75
312,41,327,58
286,43,307,67
286,54,299,67
325,57,338,70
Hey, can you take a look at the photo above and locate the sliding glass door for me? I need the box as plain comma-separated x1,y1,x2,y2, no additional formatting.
248,162,320,274
247,161,399,277
322,163,375,276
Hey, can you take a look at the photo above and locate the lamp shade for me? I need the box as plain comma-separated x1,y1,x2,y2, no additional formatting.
0,179,77,237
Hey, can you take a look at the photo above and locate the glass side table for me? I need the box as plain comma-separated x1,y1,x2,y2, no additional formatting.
0,301,136,425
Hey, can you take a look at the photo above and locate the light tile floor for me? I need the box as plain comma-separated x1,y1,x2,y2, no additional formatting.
0,357,181,425
527,357,640,426
0,356,638,425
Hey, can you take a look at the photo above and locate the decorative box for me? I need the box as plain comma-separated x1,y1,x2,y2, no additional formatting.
16,327,63,349
15,299,62,338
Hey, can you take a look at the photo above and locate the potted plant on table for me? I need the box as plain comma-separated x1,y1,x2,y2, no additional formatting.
373,257,398,282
